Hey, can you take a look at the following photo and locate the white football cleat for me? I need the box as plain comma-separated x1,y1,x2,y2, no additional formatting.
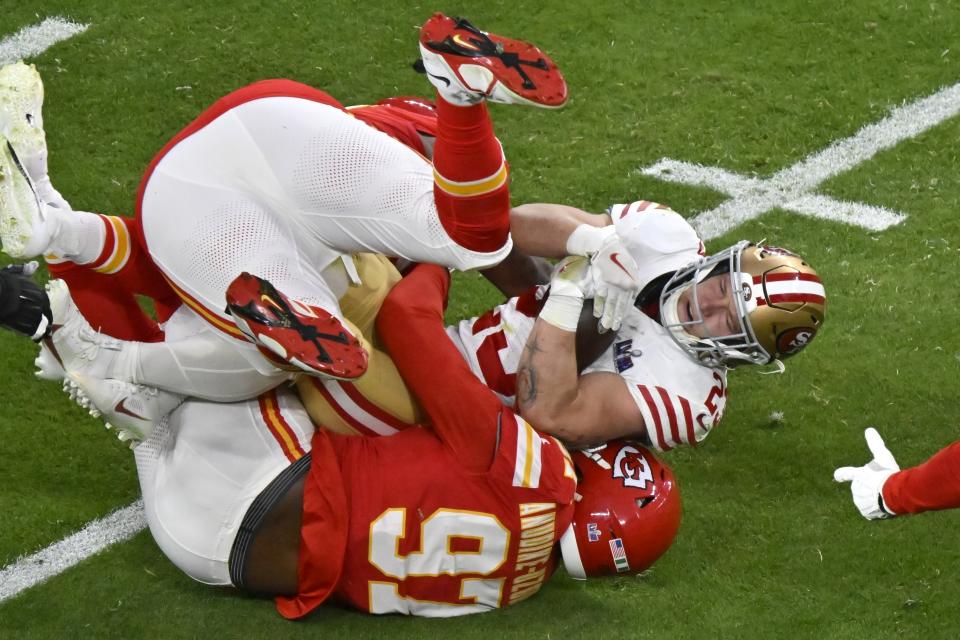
0,62,47,179
65,372,184,445
0,61,68,211
0,135,51,258
44,279,124,378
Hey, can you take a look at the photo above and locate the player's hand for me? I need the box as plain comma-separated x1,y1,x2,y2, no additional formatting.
564,224,641,333
833,428,900,520
589,230,640,333
2,261,40,276
550,255,592,299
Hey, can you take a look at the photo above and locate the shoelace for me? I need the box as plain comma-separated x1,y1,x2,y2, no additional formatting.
72,323,122,361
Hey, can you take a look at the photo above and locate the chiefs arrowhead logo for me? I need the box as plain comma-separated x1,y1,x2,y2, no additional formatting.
612,445,653,489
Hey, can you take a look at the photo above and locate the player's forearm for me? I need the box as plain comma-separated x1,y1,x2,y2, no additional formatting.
509,203,610,258
480,245,552,296
516,318,582,436
882,441,960,515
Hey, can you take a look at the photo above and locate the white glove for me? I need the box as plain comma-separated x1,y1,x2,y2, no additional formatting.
565,224,641,333
833,428,900,520
540,256,590,332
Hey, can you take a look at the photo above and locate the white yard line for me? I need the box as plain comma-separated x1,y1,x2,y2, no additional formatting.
1,15,112,606
641,82,960,240
0,17,89,65
0,500,146,603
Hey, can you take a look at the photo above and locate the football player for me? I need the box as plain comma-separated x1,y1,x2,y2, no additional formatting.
449,201,827,449
0,260,684,617
0,14,644,396
0,16,827,452
834,428,960,519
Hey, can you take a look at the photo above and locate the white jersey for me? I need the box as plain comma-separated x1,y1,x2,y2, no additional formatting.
447,202,728,451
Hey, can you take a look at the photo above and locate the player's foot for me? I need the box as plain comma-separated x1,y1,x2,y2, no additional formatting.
225,272,368,380
0,62,47,179
65,372,184,446
43,279,124,378
0,61,69,210
417,13,567,108
0,135,51,258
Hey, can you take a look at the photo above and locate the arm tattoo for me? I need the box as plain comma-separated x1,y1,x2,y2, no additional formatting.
517,332,545,406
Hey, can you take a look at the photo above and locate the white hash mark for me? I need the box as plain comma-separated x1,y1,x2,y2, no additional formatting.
0,501,146,603
0,17,89,65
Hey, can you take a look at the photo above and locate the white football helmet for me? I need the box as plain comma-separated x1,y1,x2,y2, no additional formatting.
659,241,826,368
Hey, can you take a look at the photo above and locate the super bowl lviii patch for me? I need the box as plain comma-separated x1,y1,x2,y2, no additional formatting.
587,522,601,542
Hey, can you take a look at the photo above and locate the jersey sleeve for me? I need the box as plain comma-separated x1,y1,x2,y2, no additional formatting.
882,441,960,515
488,410,577,504
617,357,728,451
609,201,705,287
376,264,502,471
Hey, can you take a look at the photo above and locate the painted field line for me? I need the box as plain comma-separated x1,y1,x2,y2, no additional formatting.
0,500,146,603
641,81,960,240
0,17,90,65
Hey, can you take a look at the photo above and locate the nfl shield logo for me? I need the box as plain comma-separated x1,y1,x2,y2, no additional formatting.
587,522,601,542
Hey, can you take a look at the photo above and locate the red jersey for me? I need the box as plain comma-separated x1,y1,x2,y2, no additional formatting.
276,264,577,618
882,441,960,515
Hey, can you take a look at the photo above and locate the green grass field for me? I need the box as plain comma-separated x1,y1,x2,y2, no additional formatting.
2,1,960,638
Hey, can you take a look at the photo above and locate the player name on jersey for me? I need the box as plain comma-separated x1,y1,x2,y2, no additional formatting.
509,502,559,604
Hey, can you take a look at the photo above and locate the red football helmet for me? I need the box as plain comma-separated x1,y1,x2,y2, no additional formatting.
559,440,681,579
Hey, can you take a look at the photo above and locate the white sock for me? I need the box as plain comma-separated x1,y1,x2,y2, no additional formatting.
44,207,106,264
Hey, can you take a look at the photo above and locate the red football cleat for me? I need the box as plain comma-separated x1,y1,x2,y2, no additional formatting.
225,272,368,380
418,13,568,108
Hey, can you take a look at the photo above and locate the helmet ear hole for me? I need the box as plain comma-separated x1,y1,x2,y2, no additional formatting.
636,496,655,508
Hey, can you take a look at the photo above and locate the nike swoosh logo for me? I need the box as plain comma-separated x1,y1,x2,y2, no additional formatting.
452,34,480,50
609,252,635,280
426,71,451,87
260,294,284,312
114,399,147,421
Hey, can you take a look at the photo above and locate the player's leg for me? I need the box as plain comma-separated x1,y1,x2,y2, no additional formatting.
134,386,314,587
294,254,424,436
43,279,292,401
137,81,369,380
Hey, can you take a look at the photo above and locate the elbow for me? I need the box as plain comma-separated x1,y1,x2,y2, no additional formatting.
522,406,583,445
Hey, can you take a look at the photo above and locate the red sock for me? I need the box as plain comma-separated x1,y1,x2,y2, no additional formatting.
431,97,511,253
47,216,180,341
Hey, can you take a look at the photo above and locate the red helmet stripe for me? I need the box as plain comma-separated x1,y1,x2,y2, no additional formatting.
637,385,671,451
767,293,826,305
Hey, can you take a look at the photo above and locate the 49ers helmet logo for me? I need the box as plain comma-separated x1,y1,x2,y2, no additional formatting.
776,326,816,355
612,446,654,489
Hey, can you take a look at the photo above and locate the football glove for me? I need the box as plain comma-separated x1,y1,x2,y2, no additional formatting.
833,428,900,520
0,261,50,340
565,224,641,333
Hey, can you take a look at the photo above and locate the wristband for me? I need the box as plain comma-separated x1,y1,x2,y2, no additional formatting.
539,292,584,332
